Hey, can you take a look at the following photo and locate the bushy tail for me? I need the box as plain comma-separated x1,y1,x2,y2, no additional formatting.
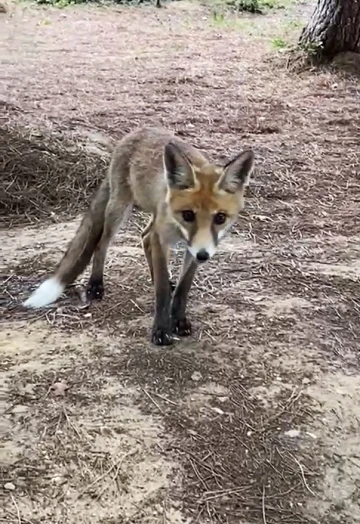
23,178,110,308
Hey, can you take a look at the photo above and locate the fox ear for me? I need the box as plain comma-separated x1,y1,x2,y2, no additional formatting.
218,150,255,192
163,142,196,189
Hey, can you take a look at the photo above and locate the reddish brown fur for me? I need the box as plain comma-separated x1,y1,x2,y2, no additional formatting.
24,127,254,346
169,168,245,217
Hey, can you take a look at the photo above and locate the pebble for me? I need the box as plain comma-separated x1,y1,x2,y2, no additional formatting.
4,482,15,491
284,429,301,438
12,405,29,414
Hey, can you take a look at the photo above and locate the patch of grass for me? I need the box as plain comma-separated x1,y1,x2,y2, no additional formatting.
285,17,305,29
34,0,155,6
211,10,262,30
211,8,253,28
271,36,289,49
205,0,296,14
37,0,74,6
30,0,296,10
210,0,262,14
267,19,305,51
232,0,262,13
257,0,292,9
211,7,226,23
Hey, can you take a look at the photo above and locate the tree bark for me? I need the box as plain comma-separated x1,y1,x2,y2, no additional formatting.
300,0,360,59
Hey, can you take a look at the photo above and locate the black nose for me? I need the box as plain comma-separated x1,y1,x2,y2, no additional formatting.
196,250,210,262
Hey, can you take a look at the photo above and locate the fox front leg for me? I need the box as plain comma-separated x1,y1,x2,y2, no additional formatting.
142,221,176,296
150,231,173,346
171,250,198,337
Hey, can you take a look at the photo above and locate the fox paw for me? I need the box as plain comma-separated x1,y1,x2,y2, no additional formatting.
86,278,104,300
173,317,192,337
151,326,173,346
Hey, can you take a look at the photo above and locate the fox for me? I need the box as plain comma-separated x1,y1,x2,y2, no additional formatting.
23,127,255,346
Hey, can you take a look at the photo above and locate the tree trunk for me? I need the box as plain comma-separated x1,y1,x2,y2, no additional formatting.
300,0,360,59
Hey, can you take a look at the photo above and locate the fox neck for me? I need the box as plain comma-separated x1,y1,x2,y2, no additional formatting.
155,203,186,248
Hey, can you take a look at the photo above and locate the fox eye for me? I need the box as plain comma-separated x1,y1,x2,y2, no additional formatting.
182,210,196,223
214,212,227,225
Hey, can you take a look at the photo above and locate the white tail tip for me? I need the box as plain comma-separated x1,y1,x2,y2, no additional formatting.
23,277,65,309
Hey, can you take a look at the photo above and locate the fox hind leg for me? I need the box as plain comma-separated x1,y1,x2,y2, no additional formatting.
141,217,155,285
87,195,133,300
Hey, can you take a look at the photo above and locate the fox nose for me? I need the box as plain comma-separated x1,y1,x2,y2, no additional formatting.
196,250,210,262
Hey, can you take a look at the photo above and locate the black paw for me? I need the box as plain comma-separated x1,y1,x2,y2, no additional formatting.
86,278,104,301
151,326,174,346
173,317,192,337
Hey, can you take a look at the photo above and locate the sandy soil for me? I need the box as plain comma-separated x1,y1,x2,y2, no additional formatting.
1,1,360,523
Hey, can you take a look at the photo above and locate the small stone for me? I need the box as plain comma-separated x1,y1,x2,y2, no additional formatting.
51,476,63,485
4,482,15,491
284,429,301,438
12,405,29,414
51,381,69,397
191,371,202,382
211,407,224,415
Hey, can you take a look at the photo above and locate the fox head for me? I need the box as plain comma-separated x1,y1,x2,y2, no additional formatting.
163,142,254,262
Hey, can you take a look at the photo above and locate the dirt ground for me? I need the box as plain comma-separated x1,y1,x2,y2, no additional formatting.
1,1,360,523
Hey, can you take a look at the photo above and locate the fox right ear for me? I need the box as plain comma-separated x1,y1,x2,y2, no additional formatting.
163,142,196,189
218,150,255,193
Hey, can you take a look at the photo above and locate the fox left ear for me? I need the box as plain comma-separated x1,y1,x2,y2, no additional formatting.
218,150,255,192
163,142,196,189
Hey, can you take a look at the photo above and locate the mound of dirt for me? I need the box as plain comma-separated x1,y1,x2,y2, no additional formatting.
0,124,110,226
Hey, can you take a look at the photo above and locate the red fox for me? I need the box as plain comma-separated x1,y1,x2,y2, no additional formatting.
24,127,254,346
